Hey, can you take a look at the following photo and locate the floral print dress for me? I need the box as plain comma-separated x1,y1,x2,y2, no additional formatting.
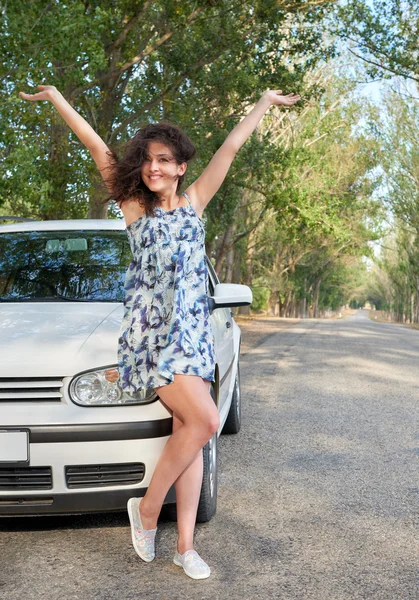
118,192,216,391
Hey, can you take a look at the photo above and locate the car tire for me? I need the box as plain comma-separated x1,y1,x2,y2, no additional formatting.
196,429,218,523
221,362,241,434
165,385,219,524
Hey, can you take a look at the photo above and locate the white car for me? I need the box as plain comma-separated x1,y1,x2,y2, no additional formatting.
0,218,252,520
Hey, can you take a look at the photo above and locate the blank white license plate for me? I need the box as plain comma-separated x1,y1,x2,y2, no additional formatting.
0,430,29,463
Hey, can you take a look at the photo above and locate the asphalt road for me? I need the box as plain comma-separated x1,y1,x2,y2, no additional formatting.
1,309,418,600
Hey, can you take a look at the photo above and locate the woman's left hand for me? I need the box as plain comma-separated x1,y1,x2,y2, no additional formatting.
263,89,301,106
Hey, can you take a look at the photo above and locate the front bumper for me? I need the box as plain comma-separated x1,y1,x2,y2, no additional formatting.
0,486,157,516
0,418,175,516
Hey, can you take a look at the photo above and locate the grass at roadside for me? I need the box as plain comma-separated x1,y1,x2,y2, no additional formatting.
368,310,419,330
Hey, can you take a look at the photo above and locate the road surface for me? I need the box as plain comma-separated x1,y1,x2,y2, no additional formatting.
1,310,417,599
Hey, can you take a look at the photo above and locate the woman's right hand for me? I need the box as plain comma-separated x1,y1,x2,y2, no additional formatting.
19,85,59,102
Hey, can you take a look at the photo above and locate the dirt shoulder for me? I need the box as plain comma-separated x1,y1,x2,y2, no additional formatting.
234,315,301,356
368,309,419,330
235,309,356,355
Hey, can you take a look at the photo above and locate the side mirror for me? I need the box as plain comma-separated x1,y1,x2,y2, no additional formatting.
207,283,253,313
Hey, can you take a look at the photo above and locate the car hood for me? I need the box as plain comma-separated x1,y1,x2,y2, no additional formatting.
0,302,124,377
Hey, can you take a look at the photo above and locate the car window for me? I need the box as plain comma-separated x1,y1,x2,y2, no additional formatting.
0,230,132,302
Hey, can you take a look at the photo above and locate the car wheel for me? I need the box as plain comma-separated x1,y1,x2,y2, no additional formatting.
164,385,219,523
221,362,241,434
196,429,218,523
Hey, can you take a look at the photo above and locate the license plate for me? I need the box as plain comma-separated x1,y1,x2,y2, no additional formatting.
0,430,29,465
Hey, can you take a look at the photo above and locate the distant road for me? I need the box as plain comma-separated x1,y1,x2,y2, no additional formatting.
1,309,417,600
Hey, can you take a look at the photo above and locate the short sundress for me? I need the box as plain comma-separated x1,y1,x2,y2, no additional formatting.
118,191,216,392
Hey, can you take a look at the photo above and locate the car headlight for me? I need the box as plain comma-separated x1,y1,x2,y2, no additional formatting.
69,367,157,406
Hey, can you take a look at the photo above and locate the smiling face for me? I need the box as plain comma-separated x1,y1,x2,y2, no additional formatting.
140,141,187,196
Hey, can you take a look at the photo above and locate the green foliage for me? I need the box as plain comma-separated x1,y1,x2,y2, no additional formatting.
0,0,334,219
250,280,271,312
1,1,383,315
336,1,419,82
363,90,419,322
236,66,383,315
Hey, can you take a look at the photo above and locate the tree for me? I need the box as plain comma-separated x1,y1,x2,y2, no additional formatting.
0,0,335,220
336,1,419,83
364,89,419,322
220,65,382,316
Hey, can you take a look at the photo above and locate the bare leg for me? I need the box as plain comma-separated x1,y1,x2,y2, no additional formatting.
172,413,203,554
139,374,219,530
174,379,211,553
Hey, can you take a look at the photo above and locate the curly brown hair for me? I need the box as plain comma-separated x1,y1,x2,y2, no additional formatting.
105,122,196,217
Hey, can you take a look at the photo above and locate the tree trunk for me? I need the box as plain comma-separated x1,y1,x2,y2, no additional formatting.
302,294,307,318
215,222,235,275
238,225,256,315
225,234,235,283
267,290,279,316
88,169,108,218
313,279,321,318
232,244,242,283
45,118,72,220
283,290,292,317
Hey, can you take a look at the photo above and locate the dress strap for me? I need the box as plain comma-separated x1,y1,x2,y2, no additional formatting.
182,191,192,206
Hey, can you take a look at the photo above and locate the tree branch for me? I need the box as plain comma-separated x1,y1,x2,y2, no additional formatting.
105,1,153,54
232,206,269,246
348,48,419,84
303,124,346,148
72,5,207,97
110,49,228,138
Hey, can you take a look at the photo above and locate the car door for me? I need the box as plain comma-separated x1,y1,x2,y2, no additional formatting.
207,259,234,412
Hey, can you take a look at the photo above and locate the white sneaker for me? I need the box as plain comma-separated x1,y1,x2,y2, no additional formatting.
127,497,157,562
173,549,211,579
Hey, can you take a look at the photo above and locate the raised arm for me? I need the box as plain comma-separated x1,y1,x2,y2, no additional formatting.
19,85,112,179
19,85,142,223
186,90,300,216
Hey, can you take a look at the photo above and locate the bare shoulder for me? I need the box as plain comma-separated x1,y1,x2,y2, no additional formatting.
117,198,145,227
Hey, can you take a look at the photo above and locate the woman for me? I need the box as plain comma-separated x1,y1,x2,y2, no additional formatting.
19,84,300,579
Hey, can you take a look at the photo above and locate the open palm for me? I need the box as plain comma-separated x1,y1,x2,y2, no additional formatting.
264,89,300,107
19,85,57,102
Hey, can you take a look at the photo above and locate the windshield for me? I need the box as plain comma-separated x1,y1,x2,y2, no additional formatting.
0,230,131,302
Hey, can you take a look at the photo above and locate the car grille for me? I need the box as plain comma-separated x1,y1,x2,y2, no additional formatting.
0,378,64,402
65,463,145,489
0,466,53,490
